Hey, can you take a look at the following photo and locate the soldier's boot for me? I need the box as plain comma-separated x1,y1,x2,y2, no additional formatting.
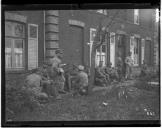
58,83,66,94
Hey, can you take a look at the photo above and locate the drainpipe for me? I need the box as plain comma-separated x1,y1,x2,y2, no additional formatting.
43,10,46,61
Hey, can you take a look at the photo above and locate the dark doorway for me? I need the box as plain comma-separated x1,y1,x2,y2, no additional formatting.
117,34,126,75
145,40,152,66
68,25,84,65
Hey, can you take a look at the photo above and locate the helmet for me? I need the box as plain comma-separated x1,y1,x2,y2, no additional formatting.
59,68,64,73
78,65,84,71
55,49,63,54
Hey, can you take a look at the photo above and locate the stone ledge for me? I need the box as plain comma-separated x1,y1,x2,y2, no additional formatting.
5,12,27,23
68,19,85,27
46,10,59,16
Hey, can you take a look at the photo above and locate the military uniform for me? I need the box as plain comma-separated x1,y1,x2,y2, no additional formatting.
24,73,48,100
74,65,89,96
45,49,64,98
95,66,108,86
116,57,123,81
125,56,133,79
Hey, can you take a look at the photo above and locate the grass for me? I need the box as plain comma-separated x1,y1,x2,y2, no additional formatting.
5,73,160,121
13,88,159,121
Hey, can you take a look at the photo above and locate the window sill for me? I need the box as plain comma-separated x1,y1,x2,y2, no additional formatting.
5,68,27,74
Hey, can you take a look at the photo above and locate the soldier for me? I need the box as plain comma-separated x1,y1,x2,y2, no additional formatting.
140,60,147,77
116,55,123,81
46,49,65,99
40,62,55,97
125,52,133,80
73,65,89,96
95,61,108,86
24,72,48,101
54,67,66,94
50,49,63,76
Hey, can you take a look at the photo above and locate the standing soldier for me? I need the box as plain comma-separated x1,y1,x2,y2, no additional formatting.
140,60,147,77
46,49,65,99
54,67,66,94
125,52,133,80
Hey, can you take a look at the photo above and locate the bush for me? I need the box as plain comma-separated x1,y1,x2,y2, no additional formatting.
6,84,41,120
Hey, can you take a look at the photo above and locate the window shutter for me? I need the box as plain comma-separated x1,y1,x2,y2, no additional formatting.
130,36,134,65
28,24,38,70
110,32,115,67
141,39,145,64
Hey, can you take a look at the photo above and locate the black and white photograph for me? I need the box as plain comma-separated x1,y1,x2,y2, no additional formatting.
2,4,160,126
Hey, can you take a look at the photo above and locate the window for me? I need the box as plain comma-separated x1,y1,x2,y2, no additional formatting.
90,28,107,67
97,10,107,15
91,28,107,67
130,36,140,66
156,9,159,22
134,9,139,24
5,21,25,69
90,28,97,43
95,45,107,67
145,40,152,66
155,43,159,65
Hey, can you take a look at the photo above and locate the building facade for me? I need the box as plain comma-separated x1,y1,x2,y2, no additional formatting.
5,9,159,79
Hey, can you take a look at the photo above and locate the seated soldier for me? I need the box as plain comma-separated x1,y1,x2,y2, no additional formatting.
105,63,118,83
102,66,110,84
40,62,54,96
24,71,48,102
110,67,119,82
105,62,113,82
140,60,147,77
73,65,89,96
95,61,108,87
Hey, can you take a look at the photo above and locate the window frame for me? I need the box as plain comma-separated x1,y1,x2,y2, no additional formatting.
90,27,107,67
95,44,107,67
90,28,97,43
134,9,139,25
28,24,38,39
5,21,25,70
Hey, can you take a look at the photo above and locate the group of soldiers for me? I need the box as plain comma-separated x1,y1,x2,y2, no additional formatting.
23,49,89,102
95,61,121,87
23,49,149,102
95,51,145,87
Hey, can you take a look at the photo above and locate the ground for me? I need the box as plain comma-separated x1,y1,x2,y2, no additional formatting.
8,77,160,121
